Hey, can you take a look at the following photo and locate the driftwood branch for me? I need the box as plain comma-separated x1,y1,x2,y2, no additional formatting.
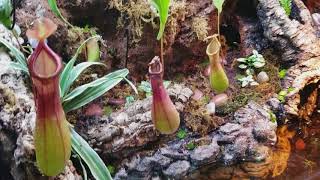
257,0,320,65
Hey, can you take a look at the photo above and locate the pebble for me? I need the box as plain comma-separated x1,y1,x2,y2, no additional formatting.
206,102,216,115
192,89,203,101
211,93,228,107
257,71,269,83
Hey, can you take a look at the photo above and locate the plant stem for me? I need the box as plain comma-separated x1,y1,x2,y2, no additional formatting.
160,36,164,71
125,29,129,68
217,13,220,42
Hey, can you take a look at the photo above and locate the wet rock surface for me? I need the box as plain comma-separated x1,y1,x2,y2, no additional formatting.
114,101,277,179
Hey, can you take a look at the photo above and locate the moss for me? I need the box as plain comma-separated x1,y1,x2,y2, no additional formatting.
216,90,260,115
166,0,187,44
0,84,16,108
108,0,187,44
192,16,211,41
108,0,154,43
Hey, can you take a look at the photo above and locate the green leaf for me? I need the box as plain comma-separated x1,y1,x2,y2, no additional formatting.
269,112,277,123
278,69,287,79
238,64,247,69
279,0,292,16
138,81,152,93
0,0,12,28
70,128,112,180
124,77,138,94
236,58,247,63
72,153,88,180
163,80,171,88
186,142,196,150
63,69,129,112
253,61,265,68
47,0,73,27
0,37,29,73
212,0,225,13
69,61,106,86
149,0,170,40
60,36,102,97
176,129,187,139
9,62,29,74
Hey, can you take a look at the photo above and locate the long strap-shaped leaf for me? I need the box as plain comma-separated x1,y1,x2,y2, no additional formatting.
63,69,129,112
0,37,28,73
70,127,112,180
60,36,102,97
150,0,170,40
47,0,73,27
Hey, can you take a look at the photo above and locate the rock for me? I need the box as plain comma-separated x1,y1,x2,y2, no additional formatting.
206,102,216,115
84,103,103,117
266,98,280,111
219,123,242,134
190,140,220,165
163,160,191,178
257,71,269,83
192,89,204,101
312,13,320,31
211,93,228,107
114,101,278,179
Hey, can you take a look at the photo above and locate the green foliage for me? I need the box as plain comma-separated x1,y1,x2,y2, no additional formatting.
279,0,292,16
60,36,102,97
47,0,73,27
103,106,113,116
278,69,287,79
212,0,225,13
278,90,287,102
138,80,171,97
0,37,29,74
149,0,170,40
62,69,129,112
0,35,135,179
269,112,277,123
237,50,266,75
125,96,135,107
237,75,259,88
176,129,187,139
72,154,88,180
0,0,12,28
186,142,196,150
71,128,112,180
107,165,116,176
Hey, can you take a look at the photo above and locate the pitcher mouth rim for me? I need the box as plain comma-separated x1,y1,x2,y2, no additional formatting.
29,41,62,80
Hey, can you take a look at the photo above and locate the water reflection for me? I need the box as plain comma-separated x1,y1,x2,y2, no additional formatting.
191,111,320,180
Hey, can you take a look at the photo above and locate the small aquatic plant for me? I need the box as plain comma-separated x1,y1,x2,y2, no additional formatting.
206,34,229,93
26,17,71,176
149,56,180,134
